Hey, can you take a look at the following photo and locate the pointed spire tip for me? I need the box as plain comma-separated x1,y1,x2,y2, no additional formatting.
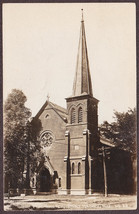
81,8,84,22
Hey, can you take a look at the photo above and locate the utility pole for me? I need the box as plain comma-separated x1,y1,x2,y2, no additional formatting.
98,146,109,197
24,122,30,190
102,146,108,197
26,138,30,189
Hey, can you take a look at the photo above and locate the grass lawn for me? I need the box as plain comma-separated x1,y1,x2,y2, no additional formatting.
4,194,137,211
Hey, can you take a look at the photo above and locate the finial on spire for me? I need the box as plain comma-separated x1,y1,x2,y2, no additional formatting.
47,93,50,101
81,9,84,22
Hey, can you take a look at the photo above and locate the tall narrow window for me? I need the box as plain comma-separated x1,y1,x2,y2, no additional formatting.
78,162,81,174
59,178,61,187
32,178,35,187
78,107,83,123
71,108,76,124
72,163,75,174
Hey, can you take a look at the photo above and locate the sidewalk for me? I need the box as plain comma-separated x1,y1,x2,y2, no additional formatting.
4,194,137,211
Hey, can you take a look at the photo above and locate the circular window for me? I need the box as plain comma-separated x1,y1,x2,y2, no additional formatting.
40,131,54,147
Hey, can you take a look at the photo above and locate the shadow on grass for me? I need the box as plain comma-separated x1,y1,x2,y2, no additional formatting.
11,205,63,210
25,199,62,203
5,198,25,201
4,203,10,206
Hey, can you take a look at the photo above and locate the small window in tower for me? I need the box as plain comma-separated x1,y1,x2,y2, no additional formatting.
71,108,76,124
78,107,83,123
78,162,81,174
32,178,35,187
72,162,75,174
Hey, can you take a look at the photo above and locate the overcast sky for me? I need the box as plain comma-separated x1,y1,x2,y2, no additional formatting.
3,3,136,124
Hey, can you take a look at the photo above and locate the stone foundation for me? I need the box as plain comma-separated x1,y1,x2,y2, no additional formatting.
70,189,86,195
58,189,68,195
58,189,92,195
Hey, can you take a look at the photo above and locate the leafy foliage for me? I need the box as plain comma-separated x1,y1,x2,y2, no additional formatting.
4,89,42,189
100,108,136,154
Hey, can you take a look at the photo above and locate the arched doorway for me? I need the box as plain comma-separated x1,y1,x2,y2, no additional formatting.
40,168,51,192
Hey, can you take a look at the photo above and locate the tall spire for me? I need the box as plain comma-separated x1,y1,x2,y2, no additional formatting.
72,9,93,97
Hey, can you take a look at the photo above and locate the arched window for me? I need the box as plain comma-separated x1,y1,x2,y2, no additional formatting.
71,108,76,124
78,162,81,174
72,163,75,174
32,178,35,187
59,178,61,187
78,107,83,123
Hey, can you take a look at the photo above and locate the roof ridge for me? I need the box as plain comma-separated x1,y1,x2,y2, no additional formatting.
49,101,67,114
48,102,67,123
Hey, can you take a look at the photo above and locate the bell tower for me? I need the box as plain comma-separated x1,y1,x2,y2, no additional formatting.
64,10,99,195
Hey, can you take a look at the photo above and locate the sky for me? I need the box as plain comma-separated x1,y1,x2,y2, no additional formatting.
3,3,136,124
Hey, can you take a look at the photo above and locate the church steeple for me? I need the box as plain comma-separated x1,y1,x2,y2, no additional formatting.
72,9,93,97
65,12,99,194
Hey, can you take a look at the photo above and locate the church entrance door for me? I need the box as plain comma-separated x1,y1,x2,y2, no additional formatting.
40,168,51,192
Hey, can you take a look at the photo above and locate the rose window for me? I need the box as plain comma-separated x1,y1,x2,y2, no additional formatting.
41,132,54,147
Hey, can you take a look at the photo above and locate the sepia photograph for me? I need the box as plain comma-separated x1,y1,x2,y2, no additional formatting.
3,2,137,211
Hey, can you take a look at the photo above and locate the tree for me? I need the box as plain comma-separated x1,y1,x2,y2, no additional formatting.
100,108,136,154
4,89,42,190
24,118,43,188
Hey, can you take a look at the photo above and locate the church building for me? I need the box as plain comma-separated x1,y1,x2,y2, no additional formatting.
30,12,134,195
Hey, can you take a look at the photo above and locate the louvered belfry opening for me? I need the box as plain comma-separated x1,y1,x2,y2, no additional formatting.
71,108,76,124
78,107,83,123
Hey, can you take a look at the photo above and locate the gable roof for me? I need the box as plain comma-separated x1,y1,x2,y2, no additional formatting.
49,102,67,115
34,100,68,123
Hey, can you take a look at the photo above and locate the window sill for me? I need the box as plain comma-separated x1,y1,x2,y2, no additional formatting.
70,174,82,177
66,122,87,127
